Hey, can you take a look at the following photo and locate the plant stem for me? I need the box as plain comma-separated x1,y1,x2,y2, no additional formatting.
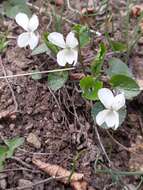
68,149,86,183
125,0,131,63
77,34,86,76
96,169,143,176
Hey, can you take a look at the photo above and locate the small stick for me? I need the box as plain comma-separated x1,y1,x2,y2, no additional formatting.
0,67,75,79
0,56,18,112
0,168,40,173
94,125,112,167
6,176,68,190
105,130,131,152
11,156,33,169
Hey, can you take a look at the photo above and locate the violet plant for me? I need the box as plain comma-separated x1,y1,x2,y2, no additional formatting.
14,12,141,130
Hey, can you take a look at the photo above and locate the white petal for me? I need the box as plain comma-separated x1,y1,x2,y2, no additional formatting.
98,88,114,109
113,111,120,130
112,94,125,111
29,33,39,50
48,32,66,48
96,109,109,126
57,50,67,66
105,111,119,129
66,32,78,48
28,14,39,32
64,49,78,65
15,13,29,31
17,32,29,48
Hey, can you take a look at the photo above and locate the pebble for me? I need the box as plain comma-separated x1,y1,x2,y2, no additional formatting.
9,123,15,130
18,179,33,190
0,179,7,189
16,86,22,94
27,133,41,149
138,37,143,45
0,125,4,129
0,175,7,190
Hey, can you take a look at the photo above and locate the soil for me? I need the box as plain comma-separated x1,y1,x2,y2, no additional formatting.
0,0,143,190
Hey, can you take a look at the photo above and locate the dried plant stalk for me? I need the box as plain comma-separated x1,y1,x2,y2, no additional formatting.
32,158,84,184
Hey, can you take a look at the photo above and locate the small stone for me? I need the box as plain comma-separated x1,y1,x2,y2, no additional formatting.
7,98,13,105
9,123,15,130
0,179,7,189
15,61,29,70
138,37,143,45
18,179,33,190
27,133,41,149
0,125,4,129
16,86,22,94
33,180,44,190
27,107,33,115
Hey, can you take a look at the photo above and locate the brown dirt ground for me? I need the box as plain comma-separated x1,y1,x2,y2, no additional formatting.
1,0,143,190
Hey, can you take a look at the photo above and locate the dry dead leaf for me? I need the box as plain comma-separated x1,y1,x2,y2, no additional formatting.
32,158,96,190
0,110,16,120
131,4,143,17
81,0,95,15
139,20,143,32
50,0,64,6
70,73,85,80
136,79,143,90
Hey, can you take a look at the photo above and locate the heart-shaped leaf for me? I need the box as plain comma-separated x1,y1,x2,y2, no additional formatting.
3,0,31,18
107,58,132,77
48,71,68,91
4,137,24,158
31,69,42,80
80,76,103,100
110,74,140,99
0,146,8,170
32,43,50,56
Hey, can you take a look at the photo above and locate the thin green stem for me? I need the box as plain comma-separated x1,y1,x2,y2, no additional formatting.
68,149,86,183
96,169,143,176
77,34,87,76
136,176,143,190
125,0,132,63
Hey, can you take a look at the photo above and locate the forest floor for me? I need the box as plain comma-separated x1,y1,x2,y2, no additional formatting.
1,0,143,189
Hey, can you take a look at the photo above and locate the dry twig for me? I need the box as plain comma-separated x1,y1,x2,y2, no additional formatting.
94,125,112,167
0,56,18,113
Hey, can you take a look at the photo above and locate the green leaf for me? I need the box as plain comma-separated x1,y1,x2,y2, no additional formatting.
31,69,42,80
3,0,31,18
0,33,8,53
91,43,106,75
107,58,132,78
91,102,127,129
44,32,59,55
110,41,127,52
4,137,24,158
48,71,68,91
105,32,127,52
110,75,140,99
32,43,50,56
80,76,103,100
0,146,8,170
73,24,91,47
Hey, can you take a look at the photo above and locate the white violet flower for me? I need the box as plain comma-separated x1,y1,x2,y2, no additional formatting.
96,88,125,130
48,32,78,66
15,13,39,50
